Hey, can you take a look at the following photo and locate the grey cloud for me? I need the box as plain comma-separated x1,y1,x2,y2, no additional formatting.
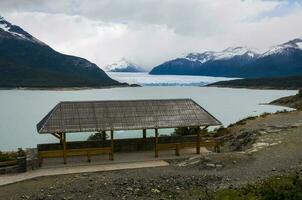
0,0,301,69
0,0,280,36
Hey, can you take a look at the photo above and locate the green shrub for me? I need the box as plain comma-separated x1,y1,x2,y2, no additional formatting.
173,127,203,136
87,132,108,141
213,173,302,200
0,151,17,162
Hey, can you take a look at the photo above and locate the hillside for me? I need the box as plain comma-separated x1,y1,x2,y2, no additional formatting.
150,38,302,78
0,16,124,88
207,76,302,90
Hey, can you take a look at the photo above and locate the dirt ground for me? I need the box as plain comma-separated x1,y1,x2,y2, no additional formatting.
1,111,302,200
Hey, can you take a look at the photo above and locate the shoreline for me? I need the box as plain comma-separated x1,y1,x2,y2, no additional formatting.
0,85,297,91
206,85,299,91
0,84,141,91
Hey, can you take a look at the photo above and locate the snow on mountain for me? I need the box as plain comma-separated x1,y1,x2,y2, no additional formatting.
105,58,145,72
184,47,260,63
0,16,46,45
262,38,302,57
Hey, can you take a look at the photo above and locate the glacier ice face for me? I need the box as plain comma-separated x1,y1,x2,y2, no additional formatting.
108,72,237,86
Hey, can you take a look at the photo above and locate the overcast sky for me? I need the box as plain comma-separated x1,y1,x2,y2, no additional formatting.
0,0,301,69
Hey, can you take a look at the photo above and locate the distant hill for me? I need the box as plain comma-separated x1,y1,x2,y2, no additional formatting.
0,16,125,88
150,38,302,78
105,58,146,73
208,76,302,90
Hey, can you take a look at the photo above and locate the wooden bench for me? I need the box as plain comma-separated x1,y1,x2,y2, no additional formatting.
181,140,221,153
156,143,181,156
0,160,17,168
156,139,221,157
38,147,113,165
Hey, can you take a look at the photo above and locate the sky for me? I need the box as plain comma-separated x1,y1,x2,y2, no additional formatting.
0,0,301,70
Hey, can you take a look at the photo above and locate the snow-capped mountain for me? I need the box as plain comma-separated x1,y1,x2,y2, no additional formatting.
0,16,123,88
262,38,302,57
105,58,145,72
150,38,302,78
185,47,260,63
0,16,46,45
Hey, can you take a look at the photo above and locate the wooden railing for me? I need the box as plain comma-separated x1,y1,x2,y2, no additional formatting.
0,160,18,168
155,139,221,157
38,147,113,165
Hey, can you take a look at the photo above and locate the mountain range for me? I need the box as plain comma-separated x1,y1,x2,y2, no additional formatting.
104,58,145,72
149,38,302,78
0,16,124,88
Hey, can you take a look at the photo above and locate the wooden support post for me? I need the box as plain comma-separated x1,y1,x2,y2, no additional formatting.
175,144,180,156
51,133,61,141
155,128,159,157
196,127,201,154
102,130,106,141
143,129,147,141
62,133,67,164
109,130,114,160
87,152,91,163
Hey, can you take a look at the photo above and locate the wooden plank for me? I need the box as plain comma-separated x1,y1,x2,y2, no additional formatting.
157,143,179,150
39,147,112,159
182,140,220,151
51,133,61,140
0,160,17,167
156,143,181,156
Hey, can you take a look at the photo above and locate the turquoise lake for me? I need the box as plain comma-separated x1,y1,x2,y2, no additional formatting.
0,86,296,151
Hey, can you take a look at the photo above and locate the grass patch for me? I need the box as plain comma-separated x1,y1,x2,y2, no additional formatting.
211,173,302,200
228,116,257,128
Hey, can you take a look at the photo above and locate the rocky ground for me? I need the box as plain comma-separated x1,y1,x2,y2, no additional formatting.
1,111,302,199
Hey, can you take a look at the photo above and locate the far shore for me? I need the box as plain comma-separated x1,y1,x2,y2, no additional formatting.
0,84,141,91
206,85,299,91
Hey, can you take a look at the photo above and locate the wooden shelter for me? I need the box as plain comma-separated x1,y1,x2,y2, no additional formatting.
37,99,221,164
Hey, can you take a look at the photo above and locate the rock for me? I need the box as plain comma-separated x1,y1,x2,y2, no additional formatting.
206,163,216,168
272,168,277,171
126,187,133,191
151,188,161,193
21,195,30,199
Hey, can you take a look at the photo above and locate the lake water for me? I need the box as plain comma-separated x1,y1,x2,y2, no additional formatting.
0,86,296,151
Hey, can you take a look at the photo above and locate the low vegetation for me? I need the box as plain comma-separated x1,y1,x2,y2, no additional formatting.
0,148,25,162
204,173,302,200
87,132,108,141
172,127,201,136
208,76,302,90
